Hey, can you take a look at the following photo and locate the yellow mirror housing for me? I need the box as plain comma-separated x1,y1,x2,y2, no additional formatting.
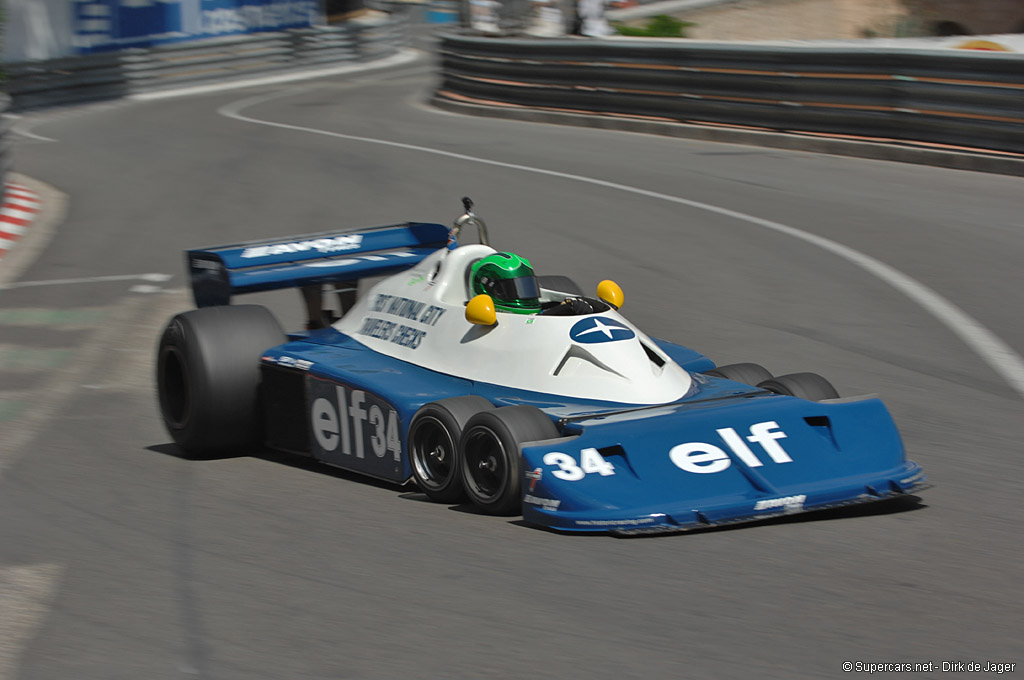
466,294,497,326
597,280,624,309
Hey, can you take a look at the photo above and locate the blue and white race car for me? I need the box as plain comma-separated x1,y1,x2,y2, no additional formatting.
156,199,928,535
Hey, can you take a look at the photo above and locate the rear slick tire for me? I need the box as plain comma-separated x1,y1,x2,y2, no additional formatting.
156,305,285,456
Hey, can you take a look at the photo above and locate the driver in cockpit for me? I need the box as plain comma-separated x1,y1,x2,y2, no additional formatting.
469,252,608,316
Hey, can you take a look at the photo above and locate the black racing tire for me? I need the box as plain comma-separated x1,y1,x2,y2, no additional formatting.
538,275,584,297
408,395,494,504
757,372,840,401
703,362,773,386
156,304,285,456
459,406,559,516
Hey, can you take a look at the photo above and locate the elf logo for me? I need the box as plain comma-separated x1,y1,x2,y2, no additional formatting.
669,421,792,474
311,384,401,461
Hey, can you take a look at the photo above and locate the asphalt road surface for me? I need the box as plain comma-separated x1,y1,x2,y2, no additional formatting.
2,45,1022,680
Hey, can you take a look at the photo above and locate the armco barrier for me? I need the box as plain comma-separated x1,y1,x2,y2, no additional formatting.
2,18,408,111
437,34,1024,154
3,51,131,111
356,17,410,61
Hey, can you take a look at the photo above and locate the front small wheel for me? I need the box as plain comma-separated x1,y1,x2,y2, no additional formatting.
459,406,558,516
703,362,773,386
758,372,839,401
408,396,493,504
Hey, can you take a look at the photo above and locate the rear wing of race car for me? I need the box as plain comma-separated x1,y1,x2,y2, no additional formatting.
187,222,451,307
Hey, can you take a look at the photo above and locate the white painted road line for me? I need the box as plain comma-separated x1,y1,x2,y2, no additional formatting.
219,87,1024,401
8,116,58,143
0,272,172,291
130,48,421,102
6,50,421,150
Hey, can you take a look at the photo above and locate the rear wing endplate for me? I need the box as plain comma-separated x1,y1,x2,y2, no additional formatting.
187,222,450,308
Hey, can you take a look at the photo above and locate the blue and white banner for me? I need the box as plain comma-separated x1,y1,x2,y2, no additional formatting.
71,0,320,53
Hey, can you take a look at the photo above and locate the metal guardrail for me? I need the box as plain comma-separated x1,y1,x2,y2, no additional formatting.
437,34,1024,154
357,16,411,61
5,51,133,110
1,17,408,111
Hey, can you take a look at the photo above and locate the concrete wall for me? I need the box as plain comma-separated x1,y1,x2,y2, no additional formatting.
2,0,76,61
611,0,1024,40
681,0,906,40
902,0,1024,35
2,0,322,62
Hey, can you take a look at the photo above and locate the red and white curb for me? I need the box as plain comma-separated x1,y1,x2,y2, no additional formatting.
0,182,42,260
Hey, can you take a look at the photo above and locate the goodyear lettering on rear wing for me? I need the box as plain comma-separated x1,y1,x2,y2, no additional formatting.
241,235,364,258
191,258,222,271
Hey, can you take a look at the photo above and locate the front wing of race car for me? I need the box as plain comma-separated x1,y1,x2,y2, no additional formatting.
519,391,929,535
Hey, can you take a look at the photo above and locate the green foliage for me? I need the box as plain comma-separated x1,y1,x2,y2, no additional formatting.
614,15,692,38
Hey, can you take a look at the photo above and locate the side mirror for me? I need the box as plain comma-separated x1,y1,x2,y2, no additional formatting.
597,280,624,309
466,294,497,326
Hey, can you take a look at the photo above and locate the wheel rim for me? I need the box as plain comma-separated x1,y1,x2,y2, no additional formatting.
462,426,507,502
410,416,456,491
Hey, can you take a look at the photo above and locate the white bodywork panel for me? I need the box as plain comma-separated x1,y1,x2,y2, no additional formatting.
333,245,693,405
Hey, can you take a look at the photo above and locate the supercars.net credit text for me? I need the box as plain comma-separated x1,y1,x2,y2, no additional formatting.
842,661,1015,674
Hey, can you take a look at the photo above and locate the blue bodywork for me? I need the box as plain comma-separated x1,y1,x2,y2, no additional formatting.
188,221,928,535
262,329,926,535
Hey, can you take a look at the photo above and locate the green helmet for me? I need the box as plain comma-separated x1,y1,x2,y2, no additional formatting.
470,252,541,314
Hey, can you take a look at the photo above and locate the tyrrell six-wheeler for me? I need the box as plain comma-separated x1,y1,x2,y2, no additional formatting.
156,199,928,535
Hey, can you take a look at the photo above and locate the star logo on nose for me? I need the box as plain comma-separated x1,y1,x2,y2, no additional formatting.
569,317,636,344
577,318,623,339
